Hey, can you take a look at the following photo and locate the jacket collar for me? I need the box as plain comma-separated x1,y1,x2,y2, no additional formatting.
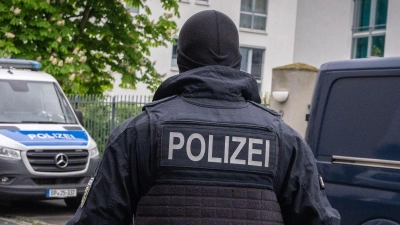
153,65,261,103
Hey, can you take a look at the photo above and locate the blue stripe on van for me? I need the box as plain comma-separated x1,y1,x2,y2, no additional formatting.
0,130,89,146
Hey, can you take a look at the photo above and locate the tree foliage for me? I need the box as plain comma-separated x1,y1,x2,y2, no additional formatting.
0,0,179,94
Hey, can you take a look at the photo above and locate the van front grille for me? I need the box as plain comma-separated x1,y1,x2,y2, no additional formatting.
26,150,88,172
32,177,84,185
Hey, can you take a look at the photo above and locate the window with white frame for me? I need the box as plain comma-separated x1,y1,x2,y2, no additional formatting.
124,3,139,14
128,6,139,14
240,0,268,31
240,47,264,90
352,0,388,58
171,38,178,67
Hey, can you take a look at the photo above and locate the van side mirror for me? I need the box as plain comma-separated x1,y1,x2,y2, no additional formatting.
74,110,84,125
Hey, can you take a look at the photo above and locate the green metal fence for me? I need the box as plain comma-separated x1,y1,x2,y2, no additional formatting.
67,94,270,154
67,95,153,153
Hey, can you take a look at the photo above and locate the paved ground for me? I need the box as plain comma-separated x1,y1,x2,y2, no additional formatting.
0,199,74,225
0,217,21,225
0,216,54,225
0,217,49,225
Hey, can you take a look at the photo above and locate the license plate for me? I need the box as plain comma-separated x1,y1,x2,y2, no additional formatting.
46,189,77,198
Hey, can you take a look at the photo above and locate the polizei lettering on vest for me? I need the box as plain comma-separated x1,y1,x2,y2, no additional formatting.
168,132,270,167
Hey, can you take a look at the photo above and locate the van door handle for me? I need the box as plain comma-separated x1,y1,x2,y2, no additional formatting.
332,155,400,170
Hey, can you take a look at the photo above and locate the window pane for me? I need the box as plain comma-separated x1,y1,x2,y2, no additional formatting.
0,81,75,123
354,37,368,58
241,0,253,12
129,7,139,13
171,40,178,67
371,35,385,57
257,82,261,93
357,0,371,31
171,57,177,67
239,47,249,72
251,49,263,79
375,0,388,30
318,77,400,160
255,0,267,14
172,44,178,58
253,15,266,30
126,3,139,14
240,13,253,29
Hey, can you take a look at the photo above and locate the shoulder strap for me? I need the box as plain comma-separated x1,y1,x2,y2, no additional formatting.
248,101,282,117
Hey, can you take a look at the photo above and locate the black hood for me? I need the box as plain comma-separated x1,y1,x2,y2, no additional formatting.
177,10,242,73
153,65,261,103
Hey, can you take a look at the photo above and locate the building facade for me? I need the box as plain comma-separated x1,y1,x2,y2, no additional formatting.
108,0,400,96
294,0,400,68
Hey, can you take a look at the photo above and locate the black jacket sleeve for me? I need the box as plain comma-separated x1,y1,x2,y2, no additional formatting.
67,117,143,225
276,123,341,225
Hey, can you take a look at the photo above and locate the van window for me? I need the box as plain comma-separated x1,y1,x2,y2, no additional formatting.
318,76,400,161
0,80,77,124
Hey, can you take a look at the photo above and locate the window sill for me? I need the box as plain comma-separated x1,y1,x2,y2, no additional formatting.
239,28,267,35
195,1,210,6
170,66,179,72
180,0,190,3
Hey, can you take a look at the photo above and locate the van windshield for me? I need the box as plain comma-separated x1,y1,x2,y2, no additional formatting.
0,80,77,124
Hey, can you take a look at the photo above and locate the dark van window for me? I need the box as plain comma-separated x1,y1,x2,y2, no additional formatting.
318,76,400,161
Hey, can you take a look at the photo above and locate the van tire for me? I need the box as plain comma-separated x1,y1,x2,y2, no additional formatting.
64,197,81,209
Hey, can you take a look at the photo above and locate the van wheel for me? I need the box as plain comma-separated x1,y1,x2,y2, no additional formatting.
64,197,81,209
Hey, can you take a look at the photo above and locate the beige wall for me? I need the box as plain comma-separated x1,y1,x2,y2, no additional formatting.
269,64,317,137
293,0,353,68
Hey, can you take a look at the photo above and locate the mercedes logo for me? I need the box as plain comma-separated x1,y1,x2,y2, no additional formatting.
55,153,68,168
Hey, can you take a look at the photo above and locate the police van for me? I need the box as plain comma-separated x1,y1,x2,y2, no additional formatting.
0,59,100,208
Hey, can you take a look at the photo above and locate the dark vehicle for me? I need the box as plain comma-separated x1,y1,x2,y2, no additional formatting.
306,57,400,225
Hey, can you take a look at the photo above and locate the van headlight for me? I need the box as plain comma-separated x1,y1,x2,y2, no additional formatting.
89,146,99,158
0,147,21,160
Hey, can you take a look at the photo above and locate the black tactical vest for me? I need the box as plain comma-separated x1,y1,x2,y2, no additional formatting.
135,96,284,225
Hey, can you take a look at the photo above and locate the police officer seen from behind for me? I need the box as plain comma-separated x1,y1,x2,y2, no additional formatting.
68,10,340,225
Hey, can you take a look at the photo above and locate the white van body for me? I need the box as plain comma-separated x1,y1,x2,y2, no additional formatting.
0,59,100,208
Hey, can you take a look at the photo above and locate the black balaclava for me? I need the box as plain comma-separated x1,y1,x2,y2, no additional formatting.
177,10,242,73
